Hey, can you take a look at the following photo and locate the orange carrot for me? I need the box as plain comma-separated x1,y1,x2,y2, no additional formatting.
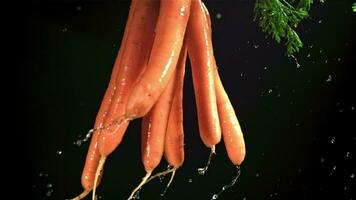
98,0,159,158
125,0,191,119
214,69,246,165
72,1,139,199
187,0,221,148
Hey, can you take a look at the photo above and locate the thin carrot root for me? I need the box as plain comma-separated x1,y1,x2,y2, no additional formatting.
70,189,92,200
159,168,177,196
198,145,216,175
210,165,242,200
127,171,152,200
92,156,106,200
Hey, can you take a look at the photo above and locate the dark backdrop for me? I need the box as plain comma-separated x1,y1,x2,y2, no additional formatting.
10,0,356,199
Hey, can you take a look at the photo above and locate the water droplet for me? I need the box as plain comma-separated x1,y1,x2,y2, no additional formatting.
39,173,43,177
242,197,247,200
344,186,347,191
325,59,328,63
198,168,206,175
158,175,165,183
211,194,218,200
330,137,335,144
188,178,193,183
216,13,222,19
56,150,62,155
289,55,301,68
318,19,322,23
332,165,336,171
253,45,259,49
351,174,355,179
46,190,53,197
319,50,323,53
240,73,244,77
326,75,332,82
47,183,53,188
264,66,268,70
268,89,272,93
351,106,354,111
346,152,351,158
307,54,311,58
276,94,281,98
309,44,314,48
337,57,341,61
256,173,260,178
62,27,68,32
321,158,325,163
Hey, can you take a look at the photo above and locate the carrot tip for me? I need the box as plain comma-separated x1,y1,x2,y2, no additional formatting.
69,189,92,200
198,146,216,175
92,156,106,200
127,171,152,200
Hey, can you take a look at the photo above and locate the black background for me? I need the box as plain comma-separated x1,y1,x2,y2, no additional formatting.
8,0,356,199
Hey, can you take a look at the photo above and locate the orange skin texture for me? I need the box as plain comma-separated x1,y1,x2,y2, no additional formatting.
164,45,187,167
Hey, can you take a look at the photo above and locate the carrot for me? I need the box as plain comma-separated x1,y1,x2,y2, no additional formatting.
91,1,160,199
125,0,191,119
98,0,159,158
128,66,177,199
214,69,246,165
71,1,139,199
186,0,221,148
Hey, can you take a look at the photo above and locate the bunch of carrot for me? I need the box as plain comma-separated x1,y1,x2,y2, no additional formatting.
72,0,246,199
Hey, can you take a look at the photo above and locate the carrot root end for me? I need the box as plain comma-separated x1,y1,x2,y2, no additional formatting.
127,171,152,200
198,145,216,175
92,156,106,200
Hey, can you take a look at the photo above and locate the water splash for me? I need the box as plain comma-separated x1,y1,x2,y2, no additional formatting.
198,146,216,175
330,137,336,144
74,129,93,146
289,55,301,68
210,165,242,200
326,75,332,82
